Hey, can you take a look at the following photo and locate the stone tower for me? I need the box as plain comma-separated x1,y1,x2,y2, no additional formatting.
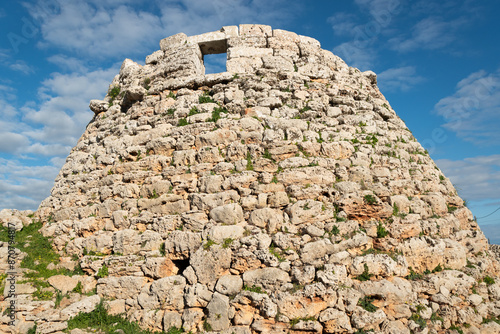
2,24,500,334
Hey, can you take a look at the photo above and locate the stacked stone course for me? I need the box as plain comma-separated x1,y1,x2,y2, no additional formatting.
1,24,500,334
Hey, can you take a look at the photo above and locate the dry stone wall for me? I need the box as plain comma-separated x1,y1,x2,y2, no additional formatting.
1,24,500,334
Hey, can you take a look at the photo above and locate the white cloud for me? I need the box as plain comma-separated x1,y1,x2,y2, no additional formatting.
47,55,87,72
25,143,73,156
434,69,500,145
389,16,466,52
0,101,18,118
21,66,117,147
28,0,296,60
30,2,163,58
333,42,374,70
0,158,60,210
354,0,402,19
436,155,500,202
9,60,35,74
0,133,30,154
328,0,401,70
377,66,425,92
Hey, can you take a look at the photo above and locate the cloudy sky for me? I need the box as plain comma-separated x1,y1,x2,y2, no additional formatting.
1,0,500,242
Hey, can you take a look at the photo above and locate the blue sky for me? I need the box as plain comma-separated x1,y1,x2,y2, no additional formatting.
1,0,500,242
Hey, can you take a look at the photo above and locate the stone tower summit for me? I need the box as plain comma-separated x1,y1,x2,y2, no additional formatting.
2,24,500,334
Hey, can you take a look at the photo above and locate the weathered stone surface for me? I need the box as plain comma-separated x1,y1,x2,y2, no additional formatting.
48,275,79,295
209,203,244,225
243,268,290,289
97,276,149,299
12,25,499,334
60,295,101,320
207,292,230,331
216,275,243,296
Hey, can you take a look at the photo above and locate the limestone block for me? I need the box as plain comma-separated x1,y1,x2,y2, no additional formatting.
286,200,329,225
160,32,188,51
60,295,101,320
300,239,334,265
261,55,295,72
239,24,272,37
35,322,68,334
319,308,352,332
207,225,245,243
163,311,182,331
195,129,237,148
228,36,267,48
350,254,409,277
112,229,140,255
104,299,126,316
190,246,232,288
298,63,334,79
48,275,79,295
222,25,238,38
89,99,108,114
182,308,204,332
164,230,202,258
228,46,273,59
146,50,163,64
97,276,149,299
216,275,243,296
188,31,227,53
185,283,213,307
291,266,316,285
207,292,231,331
399,237,467,272
276,294,328,319
209,203,244,225
242,268,290,289
151,275,186,310
272,29,300,42
226,57,263,74
351,308,386,329
137,195,190,215
248,208,283,232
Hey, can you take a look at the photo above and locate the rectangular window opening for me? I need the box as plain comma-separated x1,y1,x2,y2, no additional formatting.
203,53,227,74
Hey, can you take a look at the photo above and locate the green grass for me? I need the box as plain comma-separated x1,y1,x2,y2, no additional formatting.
329,225,340,236
243,285,266,294
410,312,427,329
108,86,121,106
483,276,495,285
405,267,423,280
0,273,6,295
356,263,372,281
269,244,285,262
290,316,316,327
448,324,463,334
0,221,83,283
207,106,228,123
203,239,217,250
67,300,168,334
199,92,214,104
364,195,376,205
358,296,378,312
149,189,160,199
222,238,233,249
376,222,389,238
188,106,199,116
96,265,109,278
246,151,253,171
177,118,188,126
